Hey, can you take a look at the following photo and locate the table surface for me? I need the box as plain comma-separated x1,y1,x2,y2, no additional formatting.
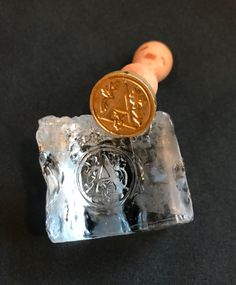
0,1,235,284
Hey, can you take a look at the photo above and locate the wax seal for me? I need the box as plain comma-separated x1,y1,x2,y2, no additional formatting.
90,71,156,137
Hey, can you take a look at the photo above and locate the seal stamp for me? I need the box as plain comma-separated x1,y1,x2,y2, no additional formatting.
77,145,136,207
90,71,156,137
35,41,193,243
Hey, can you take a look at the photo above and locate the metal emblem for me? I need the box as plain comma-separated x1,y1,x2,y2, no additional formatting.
90,71,156,137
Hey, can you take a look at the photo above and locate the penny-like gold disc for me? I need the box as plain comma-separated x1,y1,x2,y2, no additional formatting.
90,71,156,137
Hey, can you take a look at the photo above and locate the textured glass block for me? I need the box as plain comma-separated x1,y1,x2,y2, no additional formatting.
36,111,193,243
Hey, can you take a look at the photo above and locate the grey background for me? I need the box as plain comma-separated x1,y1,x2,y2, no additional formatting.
0,1,235,284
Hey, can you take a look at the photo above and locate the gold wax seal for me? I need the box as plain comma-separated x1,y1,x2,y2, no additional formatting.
90,71,156,137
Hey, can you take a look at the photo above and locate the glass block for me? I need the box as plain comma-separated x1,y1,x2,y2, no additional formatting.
36,111,193,243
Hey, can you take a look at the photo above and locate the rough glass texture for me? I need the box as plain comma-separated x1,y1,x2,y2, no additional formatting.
36,111,193,243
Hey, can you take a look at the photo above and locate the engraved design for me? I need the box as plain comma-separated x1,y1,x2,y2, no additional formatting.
77,146,135,207
90,71,156,137
99,80,145,130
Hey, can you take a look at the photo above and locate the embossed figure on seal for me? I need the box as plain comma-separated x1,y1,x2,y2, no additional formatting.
99,79,146,131
78,146,136,207
90,71,156,137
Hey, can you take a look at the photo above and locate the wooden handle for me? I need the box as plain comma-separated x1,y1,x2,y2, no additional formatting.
122,41,173,93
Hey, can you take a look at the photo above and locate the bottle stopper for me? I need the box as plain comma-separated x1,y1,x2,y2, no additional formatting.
90,41,173,137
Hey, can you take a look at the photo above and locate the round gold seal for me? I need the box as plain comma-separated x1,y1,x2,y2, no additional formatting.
90,71,156,137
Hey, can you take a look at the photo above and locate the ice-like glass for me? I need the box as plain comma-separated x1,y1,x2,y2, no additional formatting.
36,111,193,242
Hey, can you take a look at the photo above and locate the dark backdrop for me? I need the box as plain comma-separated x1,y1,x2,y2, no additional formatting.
0,1,235,284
